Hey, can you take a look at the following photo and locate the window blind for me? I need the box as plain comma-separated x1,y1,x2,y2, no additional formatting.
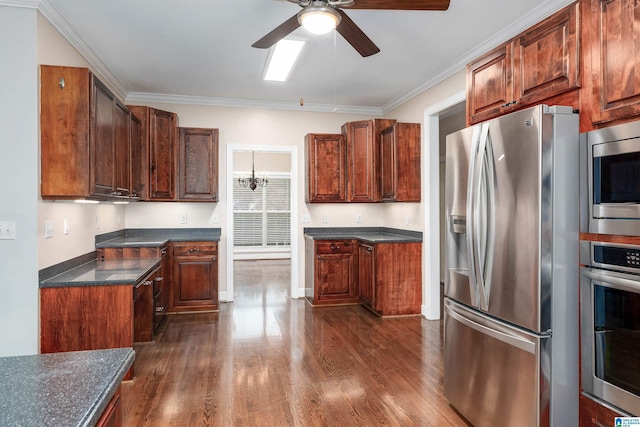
233,173,291,248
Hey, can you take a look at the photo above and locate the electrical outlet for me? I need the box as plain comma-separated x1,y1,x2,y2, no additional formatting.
301,214,311,223
212,213,219,223
0,221,16,240
44,220,54,238
96,216,100,229
356,213,362,223
180,213,188,224
404,215,409,226
323,214,329,223
63,218,70,235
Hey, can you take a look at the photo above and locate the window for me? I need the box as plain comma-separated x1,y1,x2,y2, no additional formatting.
233,173,291,249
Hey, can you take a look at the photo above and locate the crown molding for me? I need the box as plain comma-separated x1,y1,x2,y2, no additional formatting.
38,0,128,101
33,0,575,115
126,92,384,116
381,0,576,114
0,0,40,8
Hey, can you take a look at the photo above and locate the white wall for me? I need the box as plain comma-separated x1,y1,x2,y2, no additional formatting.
0,5,39,356
37,13,126,269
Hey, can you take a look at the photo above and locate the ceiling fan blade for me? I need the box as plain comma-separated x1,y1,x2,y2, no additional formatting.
345,0,450,10
336,9,380,57
252,14,301,49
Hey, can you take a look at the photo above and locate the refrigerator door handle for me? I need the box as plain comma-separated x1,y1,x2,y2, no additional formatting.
466,125,482,307
478,124,495,311
446,302,536,354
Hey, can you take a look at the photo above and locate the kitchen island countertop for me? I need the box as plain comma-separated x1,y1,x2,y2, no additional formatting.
0,348,134,427
304,227,422,243
40,257,161,288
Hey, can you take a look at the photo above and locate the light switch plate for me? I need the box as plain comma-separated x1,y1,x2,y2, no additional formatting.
44,220,54,238
0,221,16,240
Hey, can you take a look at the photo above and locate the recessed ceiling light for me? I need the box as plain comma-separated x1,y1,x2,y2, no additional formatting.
263,38,306,82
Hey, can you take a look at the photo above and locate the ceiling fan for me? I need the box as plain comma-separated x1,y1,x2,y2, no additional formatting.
252,0,451,57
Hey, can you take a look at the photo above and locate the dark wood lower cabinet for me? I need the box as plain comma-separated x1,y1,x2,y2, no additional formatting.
96,385,122,427
172,242,219,311
305,238,358,305
358,241,422,316
306,238,422,316
579,394,626,427
40,284,134,380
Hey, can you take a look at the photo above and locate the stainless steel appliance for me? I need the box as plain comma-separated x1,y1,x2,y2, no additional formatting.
580,240,640,416
582,120,640,236
444,105,579,426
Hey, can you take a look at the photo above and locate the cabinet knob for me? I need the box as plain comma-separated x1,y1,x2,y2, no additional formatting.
368,247,373,252
212,256,217,261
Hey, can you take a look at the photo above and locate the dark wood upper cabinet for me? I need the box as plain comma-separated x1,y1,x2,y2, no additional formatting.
177,127,219,201
41,65,131,200
113,100,131,198
342,119,396,202
127,106,177,201
585,0,640,126
129,112,143,200
467,2,580,125
380,123,421,202
305,133,347,203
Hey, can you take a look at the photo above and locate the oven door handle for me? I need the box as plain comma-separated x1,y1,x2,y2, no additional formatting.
583,269,640,293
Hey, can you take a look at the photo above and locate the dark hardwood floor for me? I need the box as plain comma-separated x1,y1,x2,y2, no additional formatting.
121,259,469,426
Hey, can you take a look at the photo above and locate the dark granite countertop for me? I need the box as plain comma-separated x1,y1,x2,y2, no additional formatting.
304,227,422,243
40,258,160,288
0,348,134,427
95,228,221,248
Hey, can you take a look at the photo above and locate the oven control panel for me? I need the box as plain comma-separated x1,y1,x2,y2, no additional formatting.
593,244,640,272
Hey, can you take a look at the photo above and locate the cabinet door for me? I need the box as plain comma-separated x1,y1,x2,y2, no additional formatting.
514,2,579,108
129,112,143,199
172,242,218,310
358,243,375,306
588,0,640,125
380,126,396,201
113,101,130,198
305,133,347,202
178,127,219,201
467,42,515,125
95,387,121,427
90,77,116,198
314,241,356,302
40,65,91,199
343,119,395,202
149,108,175,200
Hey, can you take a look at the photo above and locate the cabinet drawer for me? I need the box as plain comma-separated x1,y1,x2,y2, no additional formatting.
173,242,217,257
315,240,354,255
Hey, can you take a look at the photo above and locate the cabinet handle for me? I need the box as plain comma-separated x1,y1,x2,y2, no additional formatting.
501,100,519,108
188,248,201,253
330,245,341,251
143,280,152,286
368,247,373,252
155,277,163,282
161,249,167,255
155,306,165,313
111,191,122,196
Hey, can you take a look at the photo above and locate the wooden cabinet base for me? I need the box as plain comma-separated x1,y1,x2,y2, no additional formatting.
96,385,122,427
579,394,627,427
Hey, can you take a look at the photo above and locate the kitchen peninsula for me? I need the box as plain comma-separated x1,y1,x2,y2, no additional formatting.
0,348,134,426
304,227,422,316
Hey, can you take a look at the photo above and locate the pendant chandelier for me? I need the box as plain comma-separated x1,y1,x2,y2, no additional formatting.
238,151,268,191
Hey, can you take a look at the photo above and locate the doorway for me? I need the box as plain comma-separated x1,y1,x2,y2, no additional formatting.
422,91,466,320
225,145,299,302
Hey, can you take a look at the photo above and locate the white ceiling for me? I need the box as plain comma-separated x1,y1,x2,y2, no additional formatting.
34,0,575,114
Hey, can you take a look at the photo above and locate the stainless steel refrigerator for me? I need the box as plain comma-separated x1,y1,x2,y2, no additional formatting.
444,105,579,426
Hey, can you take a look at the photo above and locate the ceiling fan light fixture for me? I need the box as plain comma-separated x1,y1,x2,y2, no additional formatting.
297,6,341,35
